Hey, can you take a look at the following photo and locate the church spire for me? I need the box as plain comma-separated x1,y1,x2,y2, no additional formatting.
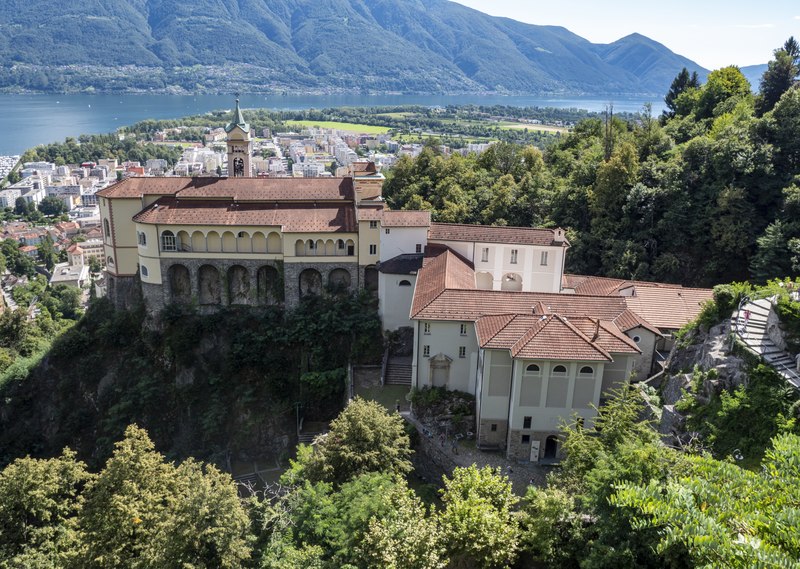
225,98,249,133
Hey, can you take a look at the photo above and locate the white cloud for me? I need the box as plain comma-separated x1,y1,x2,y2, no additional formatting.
795,15,800,20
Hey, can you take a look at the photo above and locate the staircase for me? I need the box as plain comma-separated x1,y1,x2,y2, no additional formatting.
735,297,800,389
384,356,412,386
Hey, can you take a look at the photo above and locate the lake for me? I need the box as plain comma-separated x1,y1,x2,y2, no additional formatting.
0,92,665,156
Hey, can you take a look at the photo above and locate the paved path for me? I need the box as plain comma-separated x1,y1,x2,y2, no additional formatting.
735,297,800,389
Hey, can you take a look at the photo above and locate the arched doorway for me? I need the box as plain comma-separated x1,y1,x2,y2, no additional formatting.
227,265,250,305
299,268,322,297
168,264,191,303
364,265,378,295
544,435,559,459
429,353,452,387
198,265,221,305
501,273,523,292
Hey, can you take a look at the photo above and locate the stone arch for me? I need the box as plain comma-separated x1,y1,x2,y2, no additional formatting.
191,231,205,252
168,264,191,302
299,268,322,297
222,231,236,253
315,240,325,256
267,232,281,253
257,265,282,305
364,265,378,294
501,272,522,292
236,231,252,253
295,239,305,256
227,265,250,305
198,264,222,305
328,268,352,293
325,239,335,256
207,231,221,253
252,232,267,253
176,230,190,252
306,239,315,255
544,435,559,459
476,271,493,290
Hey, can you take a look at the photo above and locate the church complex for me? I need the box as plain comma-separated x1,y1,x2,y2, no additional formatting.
98,103,712,462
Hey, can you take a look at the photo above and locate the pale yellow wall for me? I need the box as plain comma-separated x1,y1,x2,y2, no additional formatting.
358,220,380,265
101,196,143,276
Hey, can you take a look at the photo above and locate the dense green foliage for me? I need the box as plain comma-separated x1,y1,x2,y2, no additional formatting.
20,134,182,167
385,58,800,286
0,293,382,468
0,0,703,95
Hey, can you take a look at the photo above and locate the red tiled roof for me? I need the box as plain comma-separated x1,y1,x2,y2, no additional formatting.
382,210,431,228
624,287,713,330
132,198,356,233
351,161,378,174
613,309,661,336
477,314,612,361
563,274,683,296
357,206,385,221
410,248,475,318
429,223,563,246
97,176,355,201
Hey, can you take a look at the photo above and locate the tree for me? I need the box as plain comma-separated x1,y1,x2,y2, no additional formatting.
38,196,67,216
13,196,27,216
751,221,794,282
0,450,91,568
664,68,701,118
757,36,800,116
284,397,413,486
695,66,752,120
438,465,519,569
612,432,800,568
37,234,58,270
78,425,252,568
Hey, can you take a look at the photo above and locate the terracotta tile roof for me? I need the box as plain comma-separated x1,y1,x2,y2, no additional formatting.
357,205,385,221
429,223,564,246
613,309,662,336
568,317,641,355
623,286,713,330
132,198,356,233
352,161,378,174
382,210,431,228
410,248,475,318
477,314,612,361
563,274,683,296
97,176,355,201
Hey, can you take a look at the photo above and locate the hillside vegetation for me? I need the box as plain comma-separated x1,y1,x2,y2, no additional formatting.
0,0,705,95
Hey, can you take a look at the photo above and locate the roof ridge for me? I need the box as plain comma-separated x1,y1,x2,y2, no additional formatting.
510,314,550,357
478,313,517,346
554,314,612,361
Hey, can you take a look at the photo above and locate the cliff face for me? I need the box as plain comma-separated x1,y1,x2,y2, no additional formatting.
0,297,375,469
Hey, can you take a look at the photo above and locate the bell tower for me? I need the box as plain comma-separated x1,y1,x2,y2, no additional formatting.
225,98,252,177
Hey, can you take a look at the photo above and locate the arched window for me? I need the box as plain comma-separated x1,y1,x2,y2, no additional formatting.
398,280,411,287
579,366,594,374
552,365,567,374
526,364,540,373
103,219,110,240
107,256,115,267
337,239,345,250
238,231,247,238
161,230,176,251
137,231,147,246
140,265,149,277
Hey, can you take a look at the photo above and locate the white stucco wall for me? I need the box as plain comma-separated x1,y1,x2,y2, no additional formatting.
379,273,417,330
415,320,479,394
380,226,427,262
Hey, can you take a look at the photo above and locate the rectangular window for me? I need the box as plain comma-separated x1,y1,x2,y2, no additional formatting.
521,434,531,444
481,247,489,262
423,322,431,335
161,234,176,252
510,249,518,264
369,220,378,229
137,232,147,246
423,345,430,357
523,416,532,429
385,228,391,235
540,251,549,266
416,243,422,253
458,346,466,358
490,423,497,432
369,244,377,255
460,323,467,336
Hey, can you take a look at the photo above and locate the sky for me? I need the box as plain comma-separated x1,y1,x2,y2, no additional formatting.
451,0,799,70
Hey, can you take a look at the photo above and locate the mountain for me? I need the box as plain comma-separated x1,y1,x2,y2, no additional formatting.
0,0,708,95
740,64,768,91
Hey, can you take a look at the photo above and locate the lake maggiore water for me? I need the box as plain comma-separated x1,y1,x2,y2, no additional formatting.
0,92,666,156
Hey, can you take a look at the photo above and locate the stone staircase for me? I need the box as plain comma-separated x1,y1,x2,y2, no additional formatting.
384,356,412,386
735,297,800,389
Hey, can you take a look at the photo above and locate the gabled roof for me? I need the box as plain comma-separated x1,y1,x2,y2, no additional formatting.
410,248,475,318
623,286,713,330
562,274,683,296
429,223,566,246
224,99,250,134
382,210,431,228
476,314,613,361
132,198,356,233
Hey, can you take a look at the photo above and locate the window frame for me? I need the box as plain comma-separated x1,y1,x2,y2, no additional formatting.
161,230,177,252
458,346,466,358
423,345,430,357
481,247,489,262
423,322,431,335
369,220,378,229
510,249,518,264
459,323,467,336
369,244,377,255
540,251,549,266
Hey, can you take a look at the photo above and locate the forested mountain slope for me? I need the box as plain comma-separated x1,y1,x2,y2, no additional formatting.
0,0,707,94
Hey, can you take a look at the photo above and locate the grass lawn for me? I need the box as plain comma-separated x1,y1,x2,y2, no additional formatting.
355,384,411,412
497,121,568,134
376,112,419,119
285,120,390,134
